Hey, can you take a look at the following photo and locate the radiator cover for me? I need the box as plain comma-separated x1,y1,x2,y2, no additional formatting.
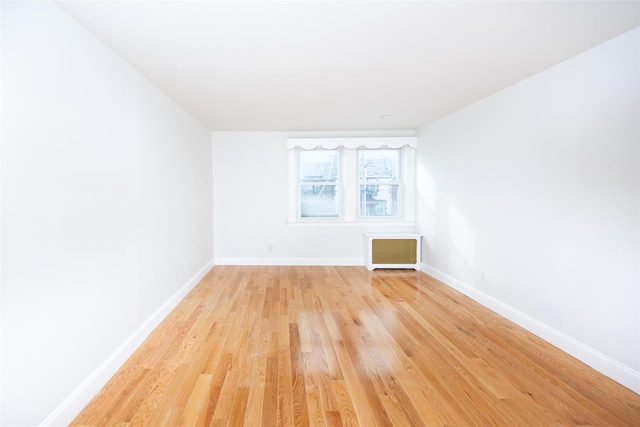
372,239,417,264
363,232,421,270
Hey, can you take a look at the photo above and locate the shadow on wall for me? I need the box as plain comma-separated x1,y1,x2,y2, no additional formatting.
417,162,476,286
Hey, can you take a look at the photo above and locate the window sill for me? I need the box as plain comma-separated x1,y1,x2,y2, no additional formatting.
287,221,416,227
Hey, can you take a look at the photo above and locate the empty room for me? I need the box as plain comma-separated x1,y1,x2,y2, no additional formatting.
2,1,639,426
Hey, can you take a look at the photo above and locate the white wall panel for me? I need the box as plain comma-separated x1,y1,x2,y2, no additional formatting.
1,2,213,424
212,131,416,263
416,29,640,388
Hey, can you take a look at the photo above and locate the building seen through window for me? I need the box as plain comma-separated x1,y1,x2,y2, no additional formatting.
358,149,399,217
298,148,401,219
299,150,340,217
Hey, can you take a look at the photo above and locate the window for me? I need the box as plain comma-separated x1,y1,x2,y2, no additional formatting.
358,149,400,218
299,149,340,218
288,137,416,224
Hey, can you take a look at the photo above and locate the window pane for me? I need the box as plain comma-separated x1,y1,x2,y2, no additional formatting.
300,150,339,183
301,184,339,217
360,184,399,217
358,149,399,182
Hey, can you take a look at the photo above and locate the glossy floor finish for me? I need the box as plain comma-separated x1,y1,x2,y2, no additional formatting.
72,266,640,426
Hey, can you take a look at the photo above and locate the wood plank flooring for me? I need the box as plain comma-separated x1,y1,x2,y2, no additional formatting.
71,266,640,426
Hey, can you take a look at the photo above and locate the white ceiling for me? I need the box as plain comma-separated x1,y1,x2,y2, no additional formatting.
55,1,639,132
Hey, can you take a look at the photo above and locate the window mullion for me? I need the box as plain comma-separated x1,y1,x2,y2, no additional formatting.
342,149,357,221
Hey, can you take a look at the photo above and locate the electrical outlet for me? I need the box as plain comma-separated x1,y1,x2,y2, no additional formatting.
268,244,274,252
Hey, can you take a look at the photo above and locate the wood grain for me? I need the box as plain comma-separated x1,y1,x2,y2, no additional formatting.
71,266,640,426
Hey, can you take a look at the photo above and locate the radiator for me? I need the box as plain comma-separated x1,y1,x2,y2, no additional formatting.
363,233,421,270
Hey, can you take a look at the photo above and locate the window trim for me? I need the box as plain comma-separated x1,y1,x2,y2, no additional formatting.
288,137,416,225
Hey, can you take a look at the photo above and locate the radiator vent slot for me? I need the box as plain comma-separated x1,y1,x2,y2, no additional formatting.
372,239,417,264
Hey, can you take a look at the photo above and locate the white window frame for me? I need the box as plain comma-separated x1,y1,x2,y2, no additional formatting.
288,137,416,225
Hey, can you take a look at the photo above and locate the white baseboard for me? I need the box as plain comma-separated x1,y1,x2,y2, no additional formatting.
214,257,364,266
421,262,640,394
39,259,215,427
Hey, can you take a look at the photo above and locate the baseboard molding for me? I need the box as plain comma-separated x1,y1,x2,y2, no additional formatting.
421,262,640,394
215,257,364,266
39,259,215,427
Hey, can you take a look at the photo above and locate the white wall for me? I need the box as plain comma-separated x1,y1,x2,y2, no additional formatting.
1,2,213,425
416,28,639,391
212,131,415,265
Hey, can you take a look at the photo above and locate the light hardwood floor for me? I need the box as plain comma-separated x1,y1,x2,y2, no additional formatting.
72,266,640,426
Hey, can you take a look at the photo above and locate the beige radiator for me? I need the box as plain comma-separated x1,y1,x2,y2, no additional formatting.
372,239,417,265
363,233,421,270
